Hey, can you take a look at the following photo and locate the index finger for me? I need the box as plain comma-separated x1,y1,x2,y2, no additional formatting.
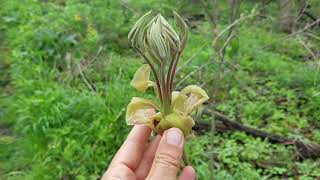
109,125,152,171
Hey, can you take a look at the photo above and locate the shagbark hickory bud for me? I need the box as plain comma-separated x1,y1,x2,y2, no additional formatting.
144,14,180,65
127,11,208,137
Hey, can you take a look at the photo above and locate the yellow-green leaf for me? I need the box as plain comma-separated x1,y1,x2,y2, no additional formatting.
181,85,209,114
171,91,188,115
130,64,155,92
156,112,195,136
126,97,158,128
173,11,188,53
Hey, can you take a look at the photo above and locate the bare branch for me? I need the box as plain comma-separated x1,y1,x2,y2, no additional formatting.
289,18,320,37
77,63,96,92
176,61,214,88
176,43,210,73
213,12,257,46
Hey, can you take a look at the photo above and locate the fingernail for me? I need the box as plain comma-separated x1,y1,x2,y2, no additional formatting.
166,128,183,147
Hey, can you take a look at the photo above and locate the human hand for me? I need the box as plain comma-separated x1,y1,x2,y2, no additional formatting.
102,125,196,180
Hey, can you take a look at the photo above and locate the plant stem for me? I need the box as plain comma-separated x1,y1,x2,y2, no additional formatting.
136,48,163,105
167,51,181,93
160,66,170,114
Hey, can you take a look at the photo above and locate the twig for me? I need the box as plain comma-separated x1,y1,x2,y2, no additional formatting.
87,46,104,65
176,61,214,88
293,0,307,27
77,63,96,92
78,46,105,73
259,18,320,52
219,34,234,62
297,36,318,61
200,76,215,88
211,4,248,104
212,12,256,46
305,32,320,41
200,0,218,29
119,1,139,16
176,43,210,73
303,11,318,22
114,108,125,122
289,18,320,37
210,34,234,102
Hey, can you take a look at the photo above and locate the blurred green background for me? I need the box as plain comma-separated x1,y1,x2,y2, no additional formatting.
0,0,319,179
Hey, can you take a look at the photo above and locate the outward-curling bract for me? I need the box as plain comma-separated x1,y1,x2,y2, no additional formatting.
130,64,155,92
126,11,209,136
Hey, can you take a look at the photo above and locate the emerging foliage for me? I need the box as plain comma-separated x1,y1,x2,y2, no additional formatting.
126,11,209,136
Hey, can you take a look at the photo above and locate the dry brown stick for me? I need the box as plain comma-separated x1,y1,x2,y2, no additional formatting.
77,63,96,92
176,61,214,88
306,32,320,40
212,12,256,46
198,109,291,143
194,109,320,159
289,17,320,37
176,43,210,74
259,18,320,51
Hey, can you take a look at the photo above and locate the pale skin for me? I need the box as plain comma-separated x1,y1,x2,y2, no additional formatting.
102,125,196,180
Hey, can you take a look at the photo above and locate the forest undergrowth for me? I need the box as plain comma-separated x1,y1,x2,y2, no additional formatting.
0,0,319,179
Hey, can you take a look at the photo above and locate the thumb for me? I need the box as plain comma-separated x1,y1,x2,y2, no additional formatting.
146,128,184,180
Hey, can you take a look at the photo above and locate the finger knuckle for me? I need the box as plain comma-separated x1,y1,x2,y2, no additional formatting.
154,151,180,168
102,164,135,180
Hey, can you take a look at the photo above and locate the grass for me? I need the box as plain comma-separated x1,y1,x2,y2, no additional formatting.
0,0,320,179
